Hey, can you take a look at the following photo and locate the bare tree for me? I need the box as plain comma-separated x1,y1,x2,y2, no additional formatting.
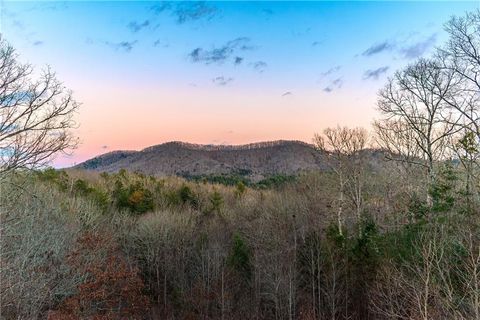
0,38,78,176
314,126,369,235
436,11,480,209
461,229,480,320
374,58,462,192
437,10,480,139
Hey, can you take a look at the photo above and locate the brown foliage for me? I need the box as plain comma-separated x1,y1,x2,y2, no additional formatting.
48,232,150,320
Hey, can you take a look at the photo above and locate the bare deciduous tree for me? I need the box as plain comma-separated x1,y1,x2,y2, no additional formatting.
0,38,78,176
436,11,480,208
314,126,369,235
374,59,462,191
437,10,480,139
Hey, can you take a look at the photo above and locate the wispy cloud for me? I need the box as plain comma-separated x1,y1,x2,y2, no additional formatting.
234,56,243,65
105,40,138,52
151,1,218,24
12,19,24,30
251,61,267,73
320,65,341,77
175,2,218,24
127,20,150,33
153,39,169,48
363,66,389,80
361,40,395,57
212,76,234,86
291,27,312,38
318,66,342,87
361,33,437,59
400,33,437,59
23,2,69,12
323,77,343,93
189,37,254,65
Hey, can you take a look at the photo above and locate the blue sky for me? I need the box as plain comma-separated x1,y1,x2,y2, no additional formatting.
1,1,479,166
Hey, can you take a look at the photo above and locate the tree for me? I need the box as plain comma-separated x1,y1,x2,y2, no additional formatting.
453,130,480,207
0,38,78,176
437,10,480,140
235,181,246,198
50,232,151,319
209,190,224,215
314,126,369,235
374,59,461,194
437,11,480,207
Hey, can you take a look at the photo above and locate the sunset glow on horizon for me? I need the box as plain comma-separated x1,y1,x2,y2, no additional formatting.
1,0,478,167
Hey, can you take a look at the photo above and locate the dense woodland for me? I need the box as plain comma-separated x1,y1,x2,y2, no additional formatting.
1,10,480,320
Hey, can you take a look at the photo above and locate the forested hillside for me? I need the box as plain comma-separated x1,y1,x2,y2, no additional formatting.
1,159,478,319
75,140,330,182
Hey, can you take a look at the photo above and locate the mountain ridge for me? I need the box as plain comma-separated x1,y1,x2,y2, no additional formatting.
74,140,329,180
141,140,314,152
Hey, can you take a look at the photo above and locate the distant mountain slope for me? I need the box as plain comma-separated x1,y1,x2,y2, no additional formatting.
75,140,330,180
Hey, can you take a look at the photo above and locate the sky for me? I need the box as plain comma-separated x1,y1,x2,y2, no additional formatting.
1,0,479,167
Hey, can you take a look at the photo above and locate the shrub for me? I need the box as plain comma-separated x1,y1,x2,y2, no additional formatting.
407,194,430,221
227,233,252,282
178,184,199,209
235,181,246,197
36,168,69,191
430,163,457,213
0,179,84,319
72,178,109,213
208,190,224,215
112,180,154,214
255,174,296,189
